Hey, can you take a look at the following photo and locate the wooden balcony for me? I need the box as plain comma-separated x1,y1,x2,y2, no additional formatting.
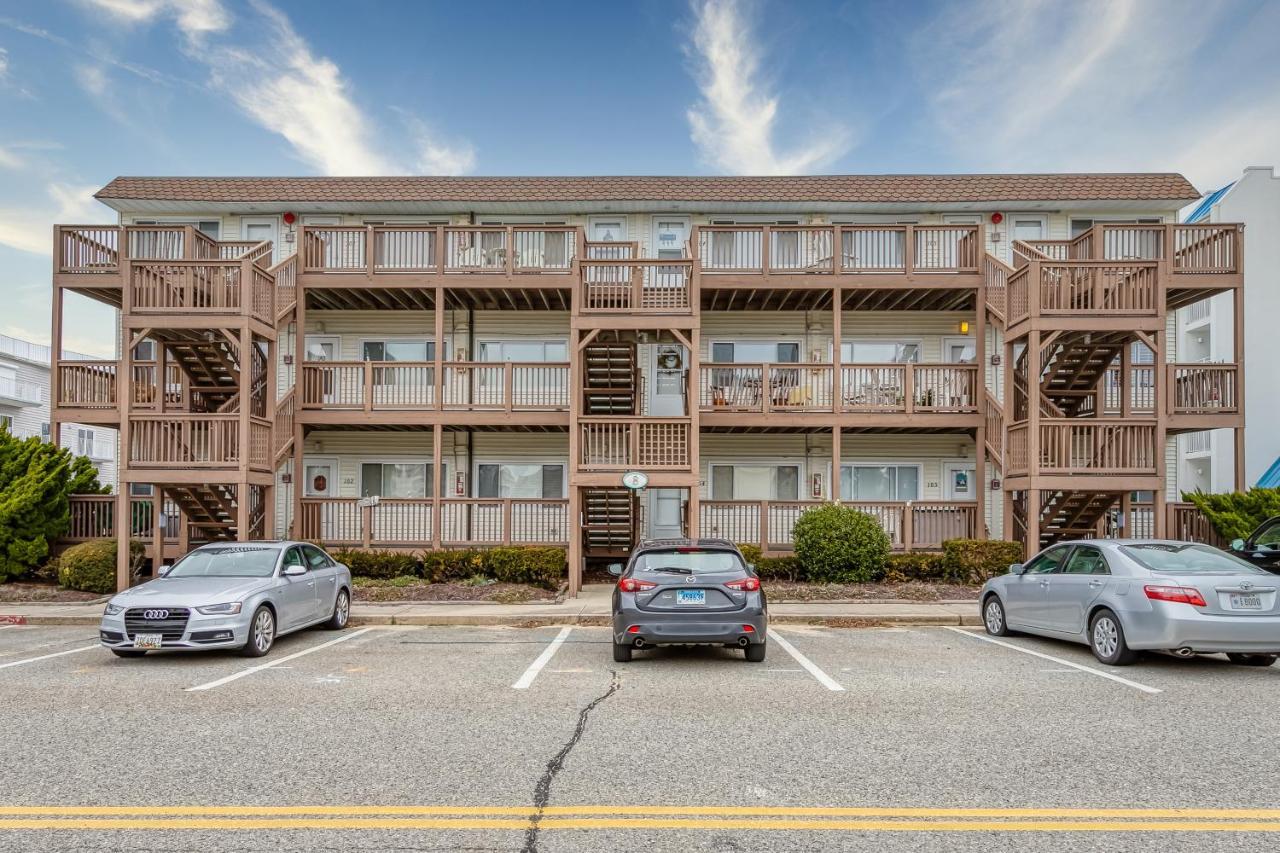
128,414,273,473
1006,259,1161,333
578,259,695,318
297,497,570,548
1166,362,1242,431
1006,419,1159,487
579,417,693,474
298,361,570,423
699,499,978,554
697,363,981,426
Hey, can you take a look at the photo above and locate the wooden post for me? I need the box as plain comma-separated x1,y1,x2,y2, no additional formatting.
832,285,843,414
236,325,252,542
974,279,987,538
901,503,914,552
1119,490,1132,538
1234,288,1246,489
1121,339,1133,418
1153,327,1168,538
49,271,62,447
567,484,582,598
116,245,134,592
432,423,443,549
1023,488,1040,558
434,285,445,408
686,325,701,539
151,487,164,574
291,298,305,537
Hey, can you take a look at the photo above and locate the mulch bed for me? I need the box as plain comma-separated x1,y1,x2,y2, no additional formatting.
765,581,980,602
0,582,102,603
353,580,556,604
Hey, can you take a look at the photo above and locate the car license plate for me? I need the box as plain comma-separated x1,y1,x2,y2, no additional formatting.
1230,594,1263,610
676,590,706,606
132,634,163,650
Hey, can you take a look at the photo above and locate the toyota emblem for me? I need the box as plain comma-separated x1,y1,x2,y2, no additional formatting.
1240,581,1254,592
142,609,170,620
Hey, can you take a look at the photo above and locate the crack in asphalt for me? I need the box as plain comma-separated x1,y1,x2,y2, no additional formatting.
520,669,621,853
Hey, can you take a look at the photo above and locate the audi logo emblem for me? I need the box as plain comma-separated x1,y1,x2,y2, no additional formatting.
142,609,170,620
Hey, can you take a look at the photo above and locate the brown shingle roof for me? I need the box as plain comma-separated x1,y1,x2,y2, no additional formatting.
96,173,1200,204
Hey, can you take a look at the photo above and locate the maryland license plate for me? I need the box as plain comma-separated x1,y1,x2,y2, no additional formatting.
132,634,163,650
676,590,706,606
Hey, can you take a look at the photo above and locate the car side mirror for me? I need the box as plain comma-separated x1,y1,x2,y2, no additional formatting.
607,563,624,577
746,562,757,573
1230,538,1246,551
283,564,306,577
1009,563,1026,575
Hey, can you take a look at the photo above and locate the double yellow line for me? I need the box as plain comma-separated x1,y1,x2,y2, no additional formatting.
2,806,1279,832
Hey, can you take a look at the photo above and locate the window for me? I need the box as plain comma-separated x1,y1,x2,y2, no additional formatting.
478,341,567,363
841,341,920,363
709,465,800,501
1063,547,1109,575
1253,521,1280,550
1070,217,1161,238
840,465,920,501
362,340,436,362
1024,546,1071,574
41,422,50,441
133,340,156,361
281,547,306,571
135,219,220,238
129,483,154,497
301,544,334,569
0,415,12,433
77,428,94,457
476,464,564,499
709,342,800,363
361,463,433,498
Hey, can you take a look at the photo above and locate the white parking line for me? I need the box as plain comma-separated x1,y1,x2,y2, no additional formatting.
0,625,18,631
768,629,844,692
512,626,572,689
0,645,98,671
185,628,376,692
943,627,1162,695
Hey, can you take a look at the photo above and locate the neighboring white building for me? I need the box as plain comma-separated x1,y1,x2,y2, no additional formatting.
1175,166,1279,492
0,334,118,490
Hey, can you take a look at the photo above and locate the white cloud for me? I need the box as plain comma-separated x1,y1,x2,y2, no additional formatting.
0,147,20,169
0,183,103,255
685,0,851,175
0,46,8,78
78,0,231,37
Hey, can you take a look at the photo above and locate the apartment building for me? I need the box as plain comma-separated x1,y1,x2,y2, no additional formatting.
1173,166,1276,493
48,174,1245,591
0,334,117,489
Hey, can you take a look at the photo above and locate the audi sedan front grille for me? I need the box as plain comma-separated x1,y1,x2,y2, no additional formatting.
124,607,191,641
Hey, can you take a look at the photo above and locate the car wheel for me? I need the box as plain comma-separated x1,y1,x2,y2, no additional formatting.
240,606,276,658
1089,609,1138,666
744,641,766,663
1227,653,1277,667
612,642,633,663
324,589,350,630
983,595,1011,637
111,649,146,658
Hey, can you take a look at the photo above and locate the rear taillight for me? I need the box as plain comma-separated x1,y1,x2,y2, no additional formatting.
619,578,657,593
725,577,761,592
1144,585,1207,607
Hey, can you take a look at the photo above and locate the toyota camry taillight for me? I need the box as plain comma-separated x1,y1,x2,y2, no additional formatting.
725,577,761,592
1144,585,1207,607
619,577,657,593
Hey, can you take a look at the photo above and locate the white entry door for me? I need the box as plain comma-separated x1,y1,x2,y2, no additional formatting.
943,462,976,500
305,335,341,404
241,216,280,264
651,216,690,259
648,343,687,417
647,489,684,539
303,457,340,540
1009,216,1047,264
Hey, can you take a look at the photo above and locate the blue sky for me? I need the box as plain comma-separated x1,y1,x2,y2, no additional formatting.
2,0,1279,355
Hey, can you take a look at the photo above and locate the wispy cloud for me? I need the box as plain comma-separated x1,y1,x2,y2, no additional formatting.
0,182,103,255
685,0,851,175
76,0,475,175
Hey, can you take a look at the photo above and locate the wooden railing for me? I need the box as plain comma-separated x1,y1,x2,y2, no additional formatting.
1166,502,1227,548
697,363,979,414
299,225,580,276
983,254,1012,320
1015,224,1242,275
693,224,981,275
1030,419,1158,475
1168,363,1239,414
698,500,977,552
274,389,295,460
296,497,570,547
298,361,570,411
579,417,692,470
699,364,834,412
57,360,117,408
67,495,183,543
1039,261,1158,315
579,259,694,313
984,391,1004,465
270,253,297,318
57,226,120,274
128,414,272,470
1100,365,1157,415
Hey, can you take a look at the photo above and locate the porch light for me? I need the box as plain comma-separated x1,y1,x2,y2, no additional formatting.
958,321,970,335
991,478,1001,490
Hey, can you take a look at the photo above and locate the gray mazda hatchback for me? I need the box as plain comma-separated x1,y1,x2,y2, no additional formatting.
609,539,767,663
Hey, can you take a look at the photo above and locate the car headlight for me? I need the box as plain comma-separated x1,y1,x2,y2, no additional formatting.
196,602,243,615
103,602,124,616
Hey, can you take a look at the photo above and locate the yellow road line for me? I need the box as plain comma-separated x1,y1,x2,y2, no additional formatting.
1,817,1280,832
3,805,1280,819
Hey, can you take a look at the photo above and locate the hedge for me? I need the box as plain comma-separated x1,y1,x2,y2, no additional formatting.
792,504,891,583
56,539,144,594
883,551,946,583
1183,487,1280,541
330,548,418,580
336,546,568,590
940,539,1024,584
735,544,804,582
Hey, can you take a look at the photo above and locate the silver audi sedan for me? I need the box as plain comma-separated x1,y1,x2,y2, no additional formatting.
980,540,1280,666
99,541,352,658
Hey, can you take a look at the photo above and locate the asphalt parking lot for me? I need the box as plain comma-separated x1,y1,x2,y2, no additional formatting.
1,620,1278,852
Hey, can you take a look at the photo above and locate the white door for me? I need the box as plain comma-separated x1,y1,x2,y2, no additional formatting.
651,216,690,259
943,337,977,363
943,462,976,500
241,216,280,264
1009,216,1047,263
305,335,341,404
589,217,627,243
647,489,684,539
303,458,340,541
649,344,686,417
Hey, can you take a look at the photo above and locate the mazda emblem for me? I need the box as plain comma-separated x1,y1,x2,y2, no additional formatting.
142,609,170,620
685,576,696,584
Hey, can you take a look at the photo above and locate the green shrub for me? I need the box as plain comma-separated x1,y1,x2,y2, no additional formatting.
754,555,805,582
884,551,946,583
420,549,486,583
57,539,143,594
484,546,566,589
940,539,1024,584
0,426,105,582
736,544,764,565
331,548,418,580
1184,488,1280,542
792,504,891,583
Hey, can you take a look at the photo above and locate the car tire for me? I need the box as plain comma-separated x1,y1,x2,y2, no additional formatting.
612,642,633,663
324,588,350,630
1227,653,1277,667
1089,609,1138,666
744,641,766,663
983,595,1012,637
240,606,276,658
111,649,146,658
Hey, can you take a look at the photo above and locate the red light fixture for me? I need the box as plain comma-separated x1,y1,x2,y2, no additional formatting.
282,211,297,225
1144,585,1207,607
990,212,1004,225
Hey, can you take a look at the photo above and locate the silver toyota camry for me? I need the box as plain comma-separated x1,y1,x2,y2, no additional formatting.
99,541,352,658
980,540,1280,666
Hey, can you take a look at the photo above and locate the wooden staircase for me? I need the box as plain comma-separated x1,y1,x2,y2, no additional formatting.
1039,333,1127,417
167,484,239,542
582,488,636,557
582,343,640,415
1036,490,1120,547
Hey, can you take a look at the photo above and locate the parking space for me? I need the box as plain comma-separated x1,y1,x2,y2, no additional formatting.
1,622,1278,849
